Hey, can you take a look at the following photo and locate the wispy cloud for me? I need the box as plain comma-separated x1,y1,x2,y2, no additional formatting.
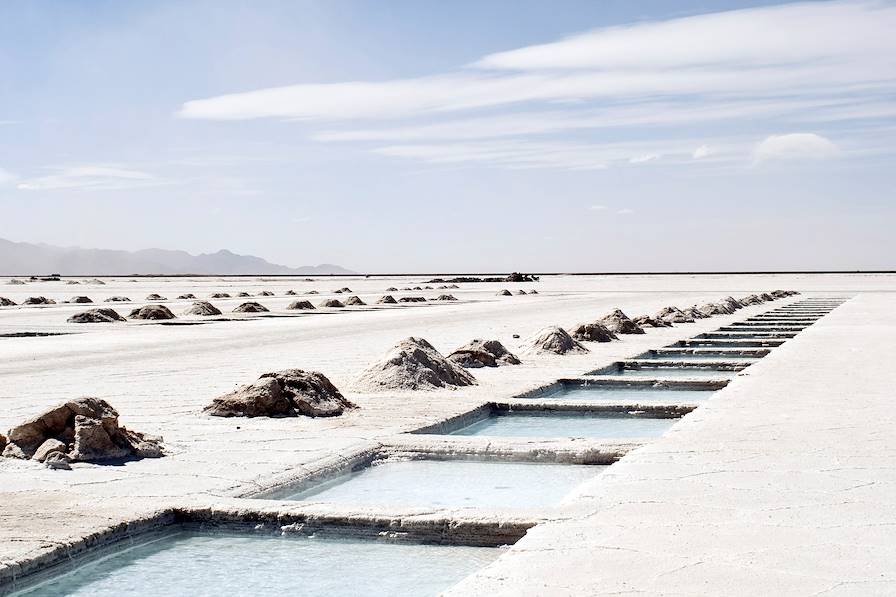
0,168,16,185
753,133,840,163
176,1,896,171
16,165,162,191
180,2,896,123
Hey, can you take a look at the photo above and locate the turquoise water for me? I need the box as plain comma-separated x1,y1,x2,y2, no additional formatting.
539,384,717,402
13,531,500,597
595,367,738,379
450,411,677,438
281,460,603,508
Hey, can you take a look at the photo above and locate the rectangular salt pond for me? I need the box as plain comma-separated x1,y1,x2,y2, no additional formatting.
276,459,603,508
637,352,762,362
12,531,499,597
449,411,677,438
592,366,739,379
535,384,718,403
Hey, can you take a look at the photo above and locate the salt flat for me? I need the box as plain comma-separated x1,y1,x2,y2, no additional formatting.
0,273,894,595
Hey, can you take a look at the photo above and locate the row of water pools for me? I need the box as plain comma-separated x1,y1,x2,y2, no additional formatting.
12,299,844,597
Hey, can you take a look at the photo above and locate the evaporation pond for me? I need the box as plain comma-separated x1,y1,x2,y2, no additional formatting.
640,352,761,361
13,531,500,597
598,367,738,379
450,411,677,438
539,384,717,402
279,460,602,508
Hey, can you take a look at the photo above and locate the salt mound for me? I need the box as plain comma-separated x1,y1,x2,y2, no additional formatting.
516,290,527,295
68,296,93,304
211,293,231,299
569,322,618,342
377,295,397,304
722,296,744,311
145,294,167,301
2,397,163,464
307,290,319,295
237,292,251,297
399,296,426,302
525,326,589,355
104,296,130,302
233,301,269,313
258,291,275,296
698,302,733,317
435,294,458,301
656,306,693,323
177,293,197,299
287,300,315,310
66,280,80,285
285,290,297,296
529,289,538,294
85,279,105,285
386,287,398,291
740,294,764,305
0,297,16,306
319,299,344,308
7,279,26,285
683,307,709,319
633,315,672,328
344,296,366,306
205,369,355,417
448,339,521,368
600,309,645,334
184,301,222,316
67,308,125,323
354,337,477,391
760,292,774,301
23,297,55,305
129,305,176,320
496,289,512,296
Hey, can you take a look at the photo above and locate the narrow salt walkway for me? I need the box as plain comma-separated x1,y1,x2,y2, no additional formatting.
447,293,896,596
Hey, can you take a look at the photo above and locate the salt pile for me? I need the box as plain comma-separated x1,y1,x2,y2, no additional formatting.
354,337,477,391
205,369,355,417
525,326,589,354
448,339,521,368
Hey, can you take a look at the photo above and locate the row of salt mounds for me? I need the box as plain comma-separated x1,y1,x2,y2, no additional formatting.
600,309,645,334
354,337,477,391
205,370,355,417
1,397,164,469
525,326,588,355
447,339,521,368
569,321,617,342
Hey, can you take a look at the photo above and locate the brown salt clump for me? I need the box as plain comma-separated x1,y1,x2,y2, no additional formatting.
386,287,398,291
205,369,355,417
319,299,345,308
656,306,694,323
211,293,231,299
23,297,56,305
722,296,744,311
354,337,477,391
525,326,589,355
68,296,93,304
496,289,513,296
377,295,398,304
129,304,176,320
183,301,222,316
682,306,709,319
435,294,458,301
145,293,167,301
105,296,131,302
632,315,672,328
344,296,366,306
233,301,269,313
447,339,521,368
177,293,197,300
67,308,126,323
599,309,645,334
2,397,163,464
258,291,275,296
0,297,16,306
740,294,764,305
287,300,315,310
285,290,297,296
569,322,618,342
398,296,426,303
698,302,733,317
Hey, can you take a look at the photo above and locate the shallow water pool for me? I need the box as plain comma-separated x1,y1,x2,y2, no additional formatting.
539,384,718,402
594,366,739,379
13,531,500,597
280,460,603,508
450,411,677,438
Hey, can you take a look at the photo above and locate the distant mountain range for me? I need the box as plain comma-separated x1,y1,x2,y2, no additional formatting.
0,238,355,275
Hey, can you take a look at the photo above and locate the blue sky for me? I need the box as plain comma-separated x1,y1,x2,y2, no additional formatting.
1,0,894,272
